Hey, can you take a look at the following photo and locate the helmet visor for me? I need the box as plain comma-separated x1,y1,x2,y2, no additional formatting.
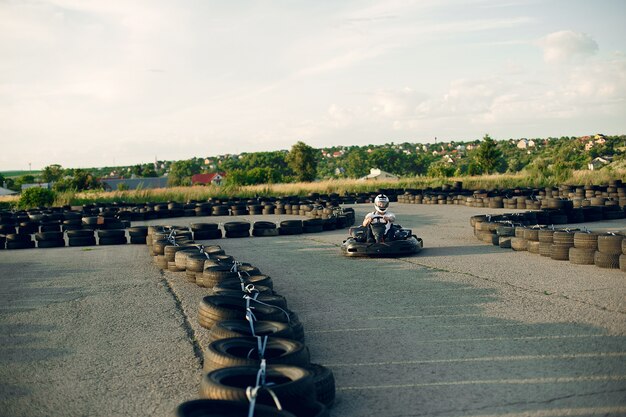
375,199,389,211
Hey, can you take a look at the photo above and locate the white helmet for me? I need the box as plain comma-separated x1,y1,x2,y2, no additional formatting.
374,194,389,213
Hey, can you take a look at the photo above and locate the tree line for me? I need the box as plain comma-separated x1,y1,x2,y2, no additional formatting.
2,134,623,192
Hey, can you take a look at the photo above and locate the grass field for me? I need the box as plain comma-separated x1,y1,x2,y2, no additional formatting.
0,170,42,178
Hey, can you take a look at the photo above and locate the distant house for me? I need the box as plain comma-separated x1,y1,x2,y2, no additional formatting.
516,139,536,149
588,156,613,171
442,155,455,164
101,177,169,191
21,183,52,191
359,168,399,181
192,172,225,186
0,186,17,196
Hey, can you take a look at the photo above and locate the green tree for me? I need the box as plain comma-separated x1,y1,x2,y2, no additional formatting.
344,148,369,178
168,159,202,186
19,187,55,209
474,134,503,174
41,164,65,183
141,165,158,177
13,175,35,190
131,164,143,177
53,169,100,191
286,141,317,182
427,161,455,177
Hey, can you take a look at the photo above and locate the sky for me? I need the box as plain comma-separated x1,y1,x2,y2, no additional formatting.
1,0,625,170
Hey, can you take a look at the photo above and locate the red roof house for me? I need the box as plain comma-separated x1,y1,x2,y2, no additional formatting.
192,172,225,185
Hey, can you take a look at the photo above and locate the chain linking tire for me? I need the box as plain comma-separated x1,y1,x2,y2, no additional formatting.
208,320,295,343
176,399,297,417
203,338,310,372
199,365,316,414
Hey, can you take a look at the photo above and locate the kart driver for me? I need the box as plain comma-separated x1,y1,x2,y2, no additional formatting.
362,194,396,241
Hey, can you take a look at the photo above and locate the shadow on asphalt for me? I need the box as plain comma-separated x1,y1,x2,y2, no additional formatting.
418,245,503,257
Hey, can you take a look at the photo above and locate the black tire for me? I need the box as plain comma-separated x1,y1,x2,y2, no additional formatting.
210,290,288,309
198,295,287,329
527,240,540,254
199,365,316,413
498,236,512,248
597,234,623,255
208,320,294,343
129,235,146,244
203,338,310,372
98,236,128,245
553,231,575,246
176,399,297,417
539,241,552,257
186,254,208,273
279,226,303,235
569,247,596,265
225,230,250,238
97,229,126,239
67,229,95,238
303,225,324,234
620,254,626,272
280,220,302,227
191,222,219,231
6,233,33,242
128,226,148,237
306,363,335,407
68,236,96,247
213,280,274,295
550,244,571,261
37,239,65,248
573,232,599,250
35,231,64,241
6,240,35,249
594,251,620,268
253,228,279,237
538,229,555,243
510,237,527,251
223,222,251,232
254,221,277,230
202,265,241,288
194,229,223,240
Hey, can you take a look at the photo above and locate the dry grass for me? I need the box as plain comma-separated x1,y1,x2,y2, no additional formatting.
2,168,625,208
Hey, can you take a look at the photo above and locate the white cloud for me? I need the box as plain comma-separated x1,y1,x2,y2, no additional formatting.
538,30,599,64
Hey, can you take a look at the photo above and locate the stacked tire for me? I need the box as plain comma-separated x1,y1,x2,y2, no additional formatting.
97,229,127,245
253,221,279,237
595,233,622,269
191,223,222,240
569,232,598,265
35,231,65,248
223,222,250,238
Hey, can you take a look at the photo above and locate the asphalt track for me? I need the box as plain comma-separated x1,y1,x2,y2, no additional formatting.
1,203,625,417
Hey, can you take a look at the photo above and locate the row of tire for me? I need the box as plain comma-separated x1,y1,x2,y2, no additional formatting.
471,214,626,271
397,181,626,209
145,226,334,416
398,192,626,211
0,209,356,250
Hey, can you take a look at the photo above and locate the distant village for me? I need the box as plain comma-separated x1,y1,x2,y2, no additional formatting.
1,134,623,195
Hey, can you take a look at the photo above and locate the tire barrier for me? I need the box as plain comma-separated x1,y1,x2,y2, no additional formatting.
0,197,356,250
396,180,626,212
471,212,625,272
144,226,334,416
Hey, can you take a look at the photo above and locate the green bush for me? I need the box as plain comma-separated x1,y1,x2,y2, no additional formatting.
19,187,55,209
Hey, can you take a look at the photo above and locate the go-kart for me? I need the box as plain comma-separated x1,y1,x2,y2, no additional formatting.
340,221,423,257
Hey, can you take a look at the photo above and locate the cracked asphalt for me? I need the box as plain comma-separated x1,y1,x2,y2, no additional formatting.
1,203,625,416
